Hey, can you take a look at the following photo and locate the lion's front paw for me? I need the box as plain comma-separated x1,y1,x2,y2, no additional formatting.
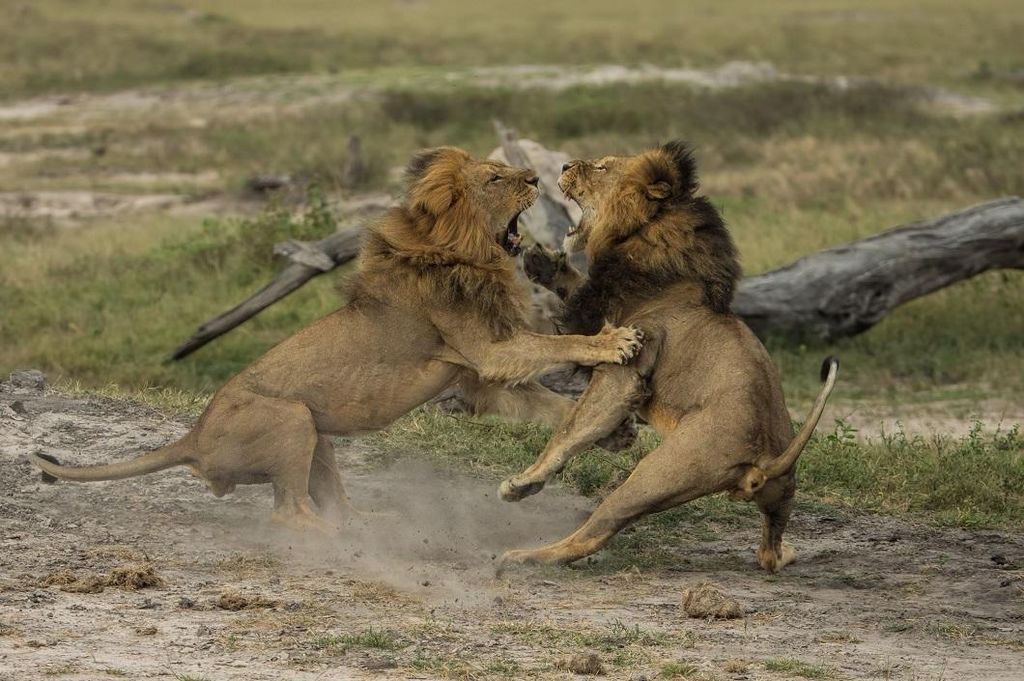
498,475,547,502
597,324,644,364
522,244,563,288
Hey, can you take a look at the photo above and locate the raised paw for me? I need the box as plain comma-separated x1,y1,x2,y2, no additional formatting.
498,475,547,502
597,324,644,364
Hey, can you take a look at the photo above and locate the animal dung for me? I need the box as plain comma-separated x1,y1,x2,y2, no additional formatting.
681,581,743,619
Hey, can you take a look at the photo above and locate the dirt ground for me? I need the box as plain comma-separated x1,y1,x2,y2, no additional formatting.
1,379,1022,681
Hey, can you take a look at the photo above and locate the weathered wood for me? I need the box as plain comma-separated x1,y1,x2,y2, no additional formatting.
733,197,1024,340
491,120,577,251
168,227,365,360
170,132,1024,362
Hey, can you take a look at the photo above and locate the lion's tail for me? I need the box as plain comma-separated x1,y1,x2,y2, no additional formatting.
760,356,839,479
29,436,194,484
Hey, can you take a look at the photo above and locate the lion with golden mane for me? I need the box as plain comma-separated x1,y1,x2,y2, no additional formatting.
31,147,643,531
498,141,838,572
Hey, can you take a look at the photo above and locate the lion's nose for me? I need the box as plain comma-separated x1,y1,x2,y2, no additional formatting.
526,175,539,186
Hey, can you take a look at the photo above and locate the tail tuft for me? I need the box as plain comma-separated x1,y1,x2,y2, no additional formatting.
34,453,62,484
820,355,839,383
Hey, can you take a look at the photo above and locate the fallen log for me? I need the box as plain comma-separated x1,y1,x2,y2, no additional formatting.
733,197,1024,340
168,227,365,361
490,120,576,250
170,131,1024,360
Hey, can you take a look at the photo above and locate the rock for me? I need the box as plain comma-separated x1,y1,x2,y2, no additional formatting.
681,582,743,619
7,369,46,392
196,624,212,637
10,400,27,414
557,652,605,675
135,626,158,636
178,596,195,609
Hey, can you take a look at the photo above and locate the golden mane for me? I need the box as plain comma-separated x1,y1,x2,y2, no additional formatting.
348,147,529,340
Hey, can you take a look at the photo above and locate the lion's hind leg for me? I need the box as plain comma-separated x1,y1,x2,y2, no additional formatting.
753,473,797,572
200,393,332,533
500,425,735,567
308,435,356,526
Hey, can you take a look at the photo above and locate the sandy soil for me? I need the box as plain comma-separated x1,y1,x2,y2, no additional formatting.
1,381,1022,680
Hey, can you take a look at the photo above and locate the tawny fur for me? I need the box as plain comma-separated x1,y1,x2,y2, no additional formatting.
499,141,838,573
30,147,644,533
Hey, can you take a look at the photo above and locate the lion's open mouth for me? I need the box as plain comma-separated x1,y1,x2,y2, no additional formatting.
501,212,523,255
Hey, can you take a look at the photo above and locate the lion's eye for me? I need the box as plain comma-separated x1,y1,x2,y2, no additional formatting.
594,166,608,172
489,174,502,183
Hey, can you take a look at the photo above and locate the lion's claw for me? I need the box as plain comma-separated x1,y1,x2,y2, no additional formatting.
599,324,644,364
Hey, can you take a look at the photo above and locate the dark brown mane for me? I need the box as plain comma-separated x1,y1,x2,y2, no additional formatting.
562,143,740,334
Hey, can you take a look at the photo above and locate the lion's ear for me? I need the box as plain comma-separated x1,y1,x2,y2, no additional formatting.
645,181,672,201
405,148,445,185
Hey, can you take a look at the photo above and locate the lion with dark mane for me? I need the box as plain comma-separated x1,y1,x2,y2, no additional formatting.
499,141,838,572
31,147,643,531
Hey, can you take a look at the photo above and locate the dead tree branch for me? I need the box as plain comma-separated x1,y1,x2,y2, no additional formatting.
733,197,1024,340
169,227,365,360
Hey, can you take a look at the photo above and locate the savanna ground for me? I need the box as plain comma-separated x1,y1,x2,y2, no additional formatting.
1,1,1023,679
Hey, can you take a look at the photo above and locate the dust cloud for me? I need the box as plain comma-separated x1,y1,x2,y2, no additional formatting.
259,459,592,605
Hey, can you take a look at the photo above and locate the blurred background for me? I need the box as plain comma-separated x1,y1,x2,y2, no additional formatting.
2,0,1022,430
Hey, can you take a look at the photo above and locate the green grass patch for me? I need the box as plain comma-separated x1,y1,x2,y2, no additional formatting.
801,420,1024,527
659,661,705,679
4,76,1023,402
309,627,401,652
364,409,1024,534
0,190,344,392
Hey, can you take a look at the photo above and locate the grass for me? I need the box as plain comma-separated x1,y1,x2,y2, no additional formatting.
660,661,706,679
2,1,1022,556
764,658,837,679
309,627,402,652
363,409,1024,531
490,617,683,660
3,76,1023,402
800,420,1024,527
3,1,1023,99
